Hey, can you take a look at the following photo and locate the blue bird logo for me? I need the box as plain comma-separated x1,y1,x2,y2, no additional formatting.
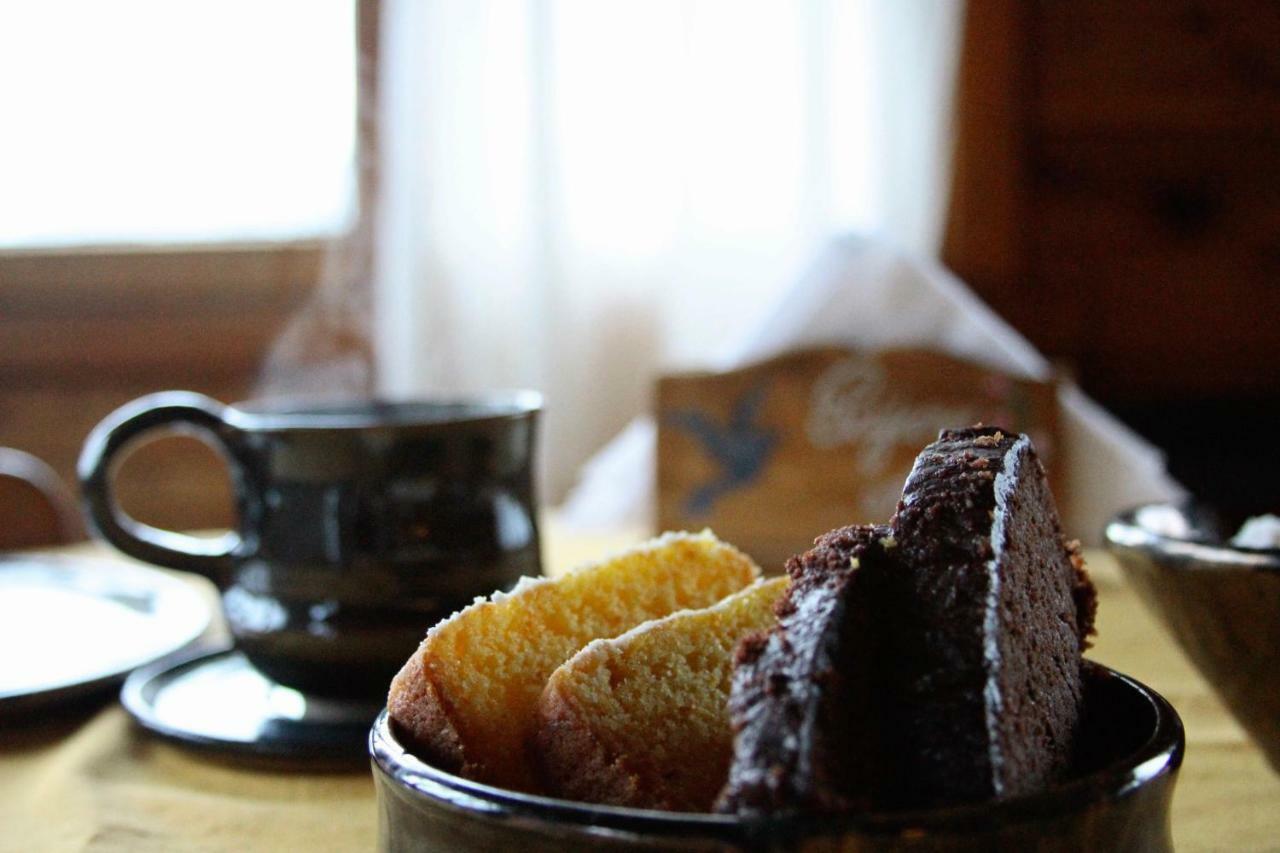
666,382,778,516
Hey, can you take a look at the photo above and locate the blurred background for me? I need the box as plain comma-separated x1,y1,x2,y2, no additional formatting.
1,0,1278,543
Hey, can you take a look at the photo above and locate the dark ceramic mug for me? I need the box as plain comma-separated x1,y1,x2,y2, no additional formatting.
80,391,542,699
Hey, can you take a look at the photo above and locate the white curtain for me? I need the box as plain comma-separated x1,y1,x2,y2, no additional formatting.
374,0,965,501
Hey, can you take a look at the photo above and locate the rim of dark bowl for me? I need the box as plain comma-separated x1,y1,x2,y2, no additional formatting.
1106,504,1280,571
369,663,1183,842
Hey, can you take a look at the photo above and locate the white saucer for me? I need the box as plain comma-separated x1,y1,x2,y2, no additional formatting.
0,553,210,715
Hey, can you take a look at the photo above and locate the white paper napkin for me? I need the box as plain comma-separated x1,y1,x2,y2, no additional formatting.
561,235,1184,544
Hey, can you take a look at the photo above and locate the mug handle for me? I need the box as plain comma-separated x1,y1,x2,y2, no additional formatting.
78,391,246,580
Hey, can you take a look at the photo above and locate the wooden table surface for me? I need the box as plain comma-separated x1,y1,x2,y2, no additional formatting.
2,527,1278,852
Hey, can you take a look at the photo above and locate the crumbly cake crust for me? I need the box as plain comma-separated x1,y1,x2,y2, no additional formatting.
536,577,788,812
387,529,760,792
718,426,1096,814
717,525,893,815
890,425,1094,805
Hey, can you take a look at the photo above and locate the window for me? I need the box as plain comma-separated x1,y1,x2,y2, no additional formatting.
0,0,370,535
0,0,356,248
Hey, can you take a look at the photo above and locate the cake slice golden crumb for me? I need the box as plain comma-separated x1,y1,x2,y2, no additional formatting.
387,530,760,792
534,576,788,811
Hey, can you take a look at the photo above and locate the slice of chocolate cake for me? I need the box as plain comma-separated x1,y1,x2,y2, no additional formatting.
717,426,1096,814
716,525,894,815
888,425,1095,806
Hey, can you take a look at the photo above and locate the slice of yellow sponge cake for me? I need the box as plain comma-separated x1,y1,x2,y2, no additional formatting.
387,530,760,792
533,575,788,811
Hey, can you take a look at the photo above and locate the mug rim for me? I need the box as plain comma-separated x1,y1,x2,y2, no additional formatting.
223,390,543,432
1105,503,1280,572
369,662,1183,840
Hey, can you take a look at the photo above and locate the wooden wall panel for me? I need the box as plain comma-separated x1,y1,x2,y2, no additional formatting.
943,0,1032,315
0,245,320,534
948,0,1280,400
1032,135,1280,398
1034,1,1280,133
945,0,1280,514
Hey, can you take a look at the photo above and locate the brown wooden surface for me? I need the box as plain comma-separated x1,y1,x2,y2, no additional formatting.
657,348,1059,571
944,0,1280,402
0,244,321,532
942,0,1031,320
1,530,1277,851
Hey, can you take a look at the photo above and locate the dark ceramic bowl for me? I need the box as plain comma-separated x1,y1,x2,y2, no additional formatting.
1106,502,1280,774
370,663,1182,852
